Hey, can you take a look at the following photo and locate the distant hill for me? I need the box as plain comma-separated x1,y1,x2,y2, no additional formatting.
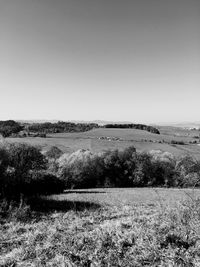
154,122,200,129
17,119,134,125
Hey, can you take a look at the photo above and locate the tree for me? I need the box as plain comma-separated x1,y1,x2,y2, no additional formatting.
5,143,47,200
0,120,23,137
8,143,46,176
175,155,200,187
133,153,153,186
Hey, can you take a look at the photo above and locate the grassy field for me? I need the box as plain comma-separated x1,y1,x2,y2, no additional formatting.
1,188,200,266
5,126,200,159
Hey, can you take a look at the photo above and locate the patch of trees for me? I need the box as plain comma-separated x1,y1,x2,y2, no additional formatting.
27,121,99,134
1,143,200,205
57,148,200,189
103,124,160,134
0,120,23,137
0,143,64,202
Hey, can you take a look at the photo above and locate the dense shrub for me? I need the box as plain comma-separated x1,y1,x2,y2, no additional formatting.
27,121,99,133
133,153,154,186
59,150,100,188
8,143,46,175
171,140,185,145
1,142,200,202
46,146,63,159
0,120,23,137
0,143,65,201
104,123,160,134
58,147,200,189
58,147,137,188
175,155,200,187
102,146,137,187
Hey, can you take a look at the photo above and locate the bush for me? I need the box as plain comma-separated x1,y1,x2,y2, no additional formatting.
102,147,137,187
0,143,65,201
175,155,200,187
46,146,63,159
133,153,153,186
59,150,100,189
0,120,23,137
171,140,185,145
59,147,137,188
2,142,200,202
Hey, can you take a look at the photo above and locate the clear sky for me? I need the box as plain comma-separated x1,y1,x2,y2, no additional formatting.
0,0,200,124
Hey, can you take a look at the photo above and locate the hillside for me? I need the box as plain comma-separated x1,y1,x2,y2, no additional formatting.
4,126,200,159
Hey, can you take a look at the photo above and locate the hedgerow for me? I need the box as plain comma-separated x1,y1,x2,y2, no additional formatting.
57,147,200,189
1,143,200,204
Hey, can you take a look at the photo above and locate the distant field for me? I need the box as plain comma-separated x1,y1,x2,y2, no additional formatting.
5,126,200,158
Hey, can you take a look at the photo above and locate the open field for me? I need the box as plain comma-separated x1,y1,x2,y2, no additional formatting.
1,188,200,266
5,126,200,159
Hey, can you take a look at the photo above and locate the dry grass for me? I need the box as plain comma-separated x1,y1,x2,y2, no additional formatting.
1,188,200,266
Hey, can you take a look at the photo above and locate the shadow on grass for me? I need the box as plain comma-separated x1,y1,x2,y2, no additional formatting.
28,198,101,213
64,190,107,194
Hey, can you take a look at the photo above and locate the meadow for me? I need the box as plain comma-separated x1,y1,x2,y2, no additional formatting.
1,126,200,266
1,188,200,266
6,126,200,159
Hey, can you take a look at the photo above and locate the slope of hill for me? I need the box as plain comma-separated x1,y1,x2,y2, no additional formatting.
4,126,200,159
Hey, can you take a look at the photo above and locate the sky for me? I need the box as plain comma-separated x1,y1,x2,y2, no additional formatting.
0,0,200,124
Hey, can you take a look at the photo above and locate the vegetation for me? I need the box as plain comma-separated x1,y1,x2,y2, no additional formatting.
0,120,100,138
1,142,200,204
0,120,23,137
27,121,99,133
171,140,185,145
104,123,160,134
45,146,63,159
27,122,160,135
1,188,200,266
0,143,64,201
1,140,200,266
5,123,200,160
57,147,200,189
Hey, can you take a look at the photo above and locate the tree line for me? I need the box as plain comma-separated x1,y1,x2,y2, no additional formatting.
0,120,99,137
103,124,160,134
1,143,200,204
27,121,99,133
0,120,160,138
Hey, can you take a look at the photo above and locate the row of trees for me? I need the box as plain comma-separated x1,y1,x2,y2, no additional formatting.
1,143,200,203
54,147,200,189
27,121,99,133
0,120,99,137
104,124,160,134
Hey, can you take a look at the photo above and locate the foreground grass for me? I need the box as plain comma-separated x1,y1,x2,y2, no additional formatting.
1,188,200,266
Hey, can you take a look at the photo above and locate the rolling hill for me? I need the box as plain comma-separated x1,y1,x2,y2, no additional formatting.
3,126,200,159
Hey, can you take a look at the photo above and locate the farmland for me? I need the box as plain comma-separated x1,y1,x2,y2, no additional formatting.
1,188,200,266
1,125,200,266
5,126,200,159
